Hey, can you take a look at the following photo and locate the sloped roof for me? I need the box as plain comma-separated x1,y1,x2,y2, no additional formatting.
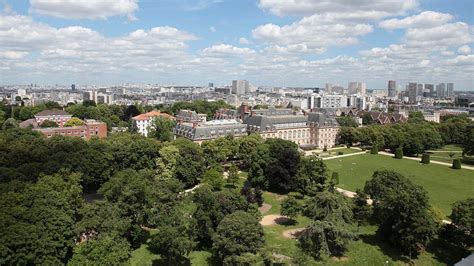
132,111,175,121
35,109,70,117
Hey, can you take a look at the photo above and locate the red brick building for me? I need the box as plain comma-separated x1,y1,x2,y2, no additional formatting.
34,119,107,139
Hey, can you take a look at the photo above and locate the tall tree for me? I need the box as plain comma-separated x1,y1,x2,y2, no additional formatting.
296,155,328,195
148,116,176,142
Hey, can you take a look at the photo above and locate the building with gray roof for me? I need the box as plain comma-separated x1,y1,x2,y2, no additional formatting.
174,119,247,144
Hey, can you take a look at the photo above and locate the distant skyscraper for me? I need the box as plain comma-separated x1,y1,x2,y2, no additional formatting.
436,83,446,98
348,82,366,95
232,80,249,95
424,84,434,97
408,82,417,103
71,84,76,90
417,84,423,96
388,80,397,98
208,83,214,88
447,83,454,96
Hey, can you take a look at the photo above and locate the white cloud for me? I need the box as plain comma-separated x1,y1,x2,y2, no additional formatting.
379,11,453,30
181,0,223,11
404,22,473,47
209,26,216,32
29,0,139,20
202,44,256,57
258,0,418,19
0,51,29,59
458,45,472,55
238,37,250,45
252,15,373,50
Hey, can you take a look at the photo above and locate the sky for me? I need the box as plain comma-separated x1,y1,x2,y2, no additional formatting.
0,0,473,90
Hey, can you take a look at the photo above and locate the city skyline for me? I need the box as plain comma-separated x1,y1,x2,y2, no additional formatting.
0,0,473,90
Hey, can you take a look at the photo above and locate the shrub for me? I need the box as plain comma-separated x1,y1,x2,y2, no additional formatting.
452,159,461,169
337,151,344,155
323,146,328,152
394,147,403,159
331,172,339,185
421,154,430,164
370,146,378,155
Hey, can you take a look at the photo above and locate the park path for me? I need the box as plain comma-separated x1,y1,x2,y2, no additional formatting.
378,151,474,170
321,151,366,160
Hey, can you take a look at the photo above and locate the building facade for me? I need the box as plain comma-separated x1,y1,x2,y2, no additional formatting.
388,80,397,98
34,119,107,139
35,109,72,127
132,110,175,136
174,119,247,144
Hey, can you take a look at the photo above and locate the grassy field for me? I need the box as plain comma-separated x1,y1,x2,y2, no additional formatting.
306,147,362,158
424,145,474,166
325,154,474,217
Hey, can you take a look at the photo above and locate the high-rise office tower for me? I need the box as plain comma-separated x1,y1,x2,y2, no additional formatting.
447,83,454,96
232,80,249,95
424,84,434,97
408,82,417,103
71,84,76,91
388,80,397,98
417,84,423,96
436,83,446,98
348,82,366,95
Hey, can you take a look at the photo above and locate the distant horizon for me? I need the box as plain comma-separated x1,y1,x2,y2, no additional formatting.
0,0,473,90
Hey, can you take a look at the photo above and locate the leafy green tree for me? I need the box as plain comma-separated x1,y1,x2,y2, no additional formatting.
64,117,85,127
0,109,6,125
421,153,430,164
364,170,437,258
303,191,353,224
352,189,372,231
173,138,204,188
69,236,131,265
394,147,403,159
155,145,180,180
148,116,176,142
2,118,18,130
370,145,378,154
281,196,301,221
452,159,461,169
40,120,59,128
227,163,239,187
296,155,328,195
361,113,374,125
203,168,224,191
462,124,474,155
237,134,264,167
212,211,265,260
408,111,424,123
441,198,474,250
298,221,356,260
82,100,96,107
336,116,359,127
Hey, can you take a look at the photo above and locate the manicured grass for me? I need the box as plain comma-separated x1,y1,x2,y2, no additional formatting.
429,145,463,152
325,154,474,217
307,147,363,158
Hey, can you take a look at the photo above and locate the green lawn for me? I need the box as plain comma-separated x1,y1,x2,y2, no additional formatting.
325,154,474,217
308,147,363,158
424,145,474,166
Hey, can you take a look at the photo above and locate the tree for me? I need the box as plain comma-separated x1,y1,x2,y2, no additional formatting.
303,191,353,224
237,134,264,168
227,163,239,187
421,153,430,164
82,100,96,107
336,116,358,127
408,111,424,123
352,189,372,232
441,198,473,250
64,117,85,127
212,211,265,260
148,116,176,142
40,120,59,128
69,236,131,265
295,155,328,195
452,159,461,169
254,187,263,207
364,170,437,258
463,124,474,156
370,145,378,154
2,118,19,130
202,168,224,191
298,221,356,260
394,147,403,159
155,145,180,180
150,223,196,264
361,113,374,125
281,196,301,221
331,172,339,186
174,138,205,188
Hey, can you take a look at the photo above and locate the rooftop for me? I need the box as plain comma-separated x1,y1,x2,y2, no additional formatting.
132,111,175,121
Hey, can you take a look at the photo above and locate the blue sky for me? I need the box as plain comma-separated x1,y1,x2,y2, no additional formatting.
0,0,473,90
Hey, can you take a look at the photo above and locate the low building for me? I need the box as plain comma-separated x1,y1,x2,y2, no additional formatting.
423,111,441,123
244,111,339,148
174,119,247,144
132,110,175,137
33,119,107,139
175,109,207,123
34,109,72,127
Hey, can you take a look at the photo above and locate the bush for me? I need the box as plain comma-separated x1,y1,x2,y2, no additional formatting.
421,153,430,164
323,146,328,152
452,159,461,169
394,147,403,159
370,146,378,155
331,172,339,185
337,151,344,155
